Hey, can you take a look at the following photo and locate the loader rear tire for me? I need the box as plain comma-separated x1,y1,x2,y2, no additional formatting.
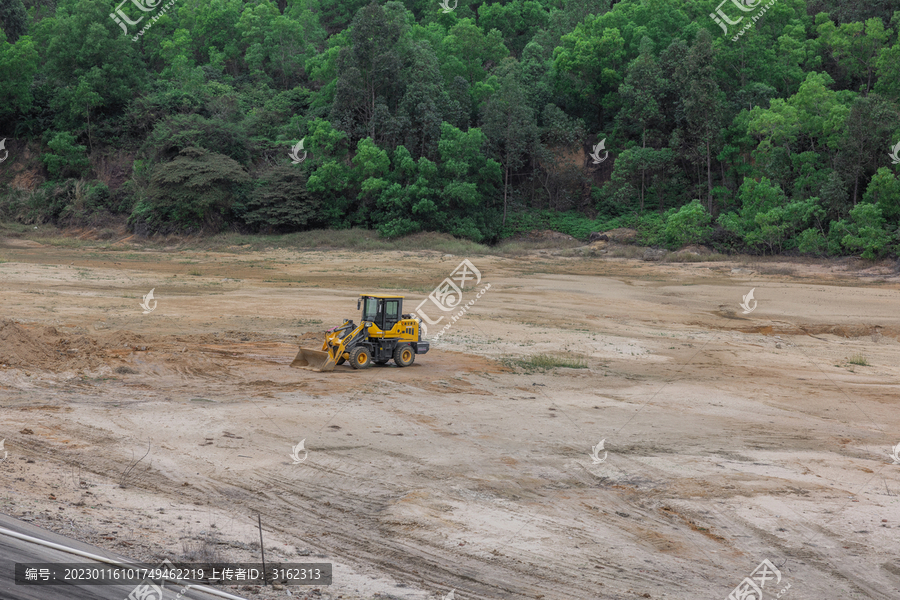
349,346,372,369
393,344,415,367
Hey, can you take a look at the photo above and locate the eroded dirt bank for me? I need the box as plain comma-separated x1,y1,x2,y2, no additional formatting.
1,239,899,600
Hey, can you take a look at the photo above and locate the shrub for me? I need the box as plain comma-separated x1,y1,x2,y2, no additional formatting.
0,180,111,225
664,200,712,248
840,202,892,259
635,211,666,247
797,228,828,255
863,167,900,223
236,166,320,232
719,177,827,254
499,210,606,241
57,181,112,225
142,113,251,164
378,217,421,239
41,132,90,180
129,147,249,234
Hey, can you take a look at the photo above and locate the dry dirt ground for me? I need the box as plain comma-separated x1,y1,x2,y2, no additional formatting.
1,236,900,600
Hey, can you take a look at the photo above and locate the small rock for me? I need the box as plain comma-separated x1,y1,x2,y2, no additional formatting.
600,228,638,244
676,244,712,256
20,428,33,435
775,343,782,349
642,248,666,261
589,232,609,242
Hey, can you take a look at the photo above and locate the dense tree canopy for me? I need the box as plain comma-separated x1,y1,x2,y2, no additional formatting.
1,0,900,256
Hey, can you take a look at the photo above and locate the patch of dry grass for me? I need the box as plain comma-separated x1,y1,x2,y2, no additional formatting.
493,238,582,255
663,252,731,263
607,246,645,259
848,354,869,366
503,352,589,372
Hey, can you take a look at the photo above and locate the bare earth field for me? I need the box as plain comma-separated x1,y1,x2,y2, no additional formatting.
1,236,900,600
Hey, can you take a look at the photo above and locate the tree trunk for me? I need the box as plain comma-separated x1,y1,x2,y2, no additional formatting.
706,140,713,214
502,164,509,227
86,106,93,153
369,85,376,140
720,160,727,196
640,128,646,212
641,168,645,212
530,156,536,208
542,170,553,210
696,162,701,199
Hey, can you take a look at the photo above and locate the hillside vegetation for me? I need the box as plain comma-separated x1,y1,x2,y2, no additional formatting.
1,0,900,256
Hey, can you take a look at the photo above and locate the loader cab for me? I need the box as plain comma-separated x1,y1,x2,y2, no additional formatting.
359,294,403,332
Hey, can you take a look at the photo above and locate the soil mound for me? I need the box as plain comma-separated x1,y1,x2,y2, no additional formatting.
599,228,639,244
676,244,712,255
0,320,59,368
104,331,147,348
0,319,104,371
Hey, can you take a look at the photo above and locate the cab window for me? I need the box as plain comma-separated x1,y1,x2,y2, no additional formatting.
363,297,378,322
384,300,400,327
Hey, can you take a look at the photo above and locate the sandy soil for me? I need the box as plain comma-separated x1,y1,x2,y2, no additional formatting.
1,236,899,600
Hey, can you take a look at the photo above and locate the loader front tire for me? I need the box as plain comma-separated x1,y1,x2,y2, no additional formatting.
393,344,415,367
349,346,372,369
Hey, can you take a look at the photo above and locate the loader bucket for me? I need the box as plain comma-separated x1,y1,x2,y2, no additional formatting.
291,348,337,372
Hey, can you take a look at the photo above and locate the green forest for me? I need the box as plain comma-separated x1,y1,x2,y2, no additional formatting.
2,0,900,257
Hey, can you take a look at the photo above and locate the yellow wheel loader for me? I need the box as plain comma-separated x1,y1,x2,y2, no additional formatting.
291,294,429,372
